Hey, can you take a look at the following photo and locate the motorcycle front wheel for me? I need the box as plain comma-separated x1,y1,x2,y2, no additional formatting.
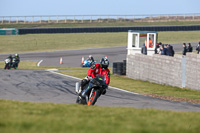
87,89,100,105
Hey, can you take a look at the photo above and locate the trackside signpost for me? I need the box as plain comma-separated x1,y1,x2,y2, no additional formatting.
0,28,18,35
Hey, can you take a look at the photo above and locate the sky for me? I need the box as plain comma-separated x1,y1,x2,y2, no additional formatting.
0,0,199,16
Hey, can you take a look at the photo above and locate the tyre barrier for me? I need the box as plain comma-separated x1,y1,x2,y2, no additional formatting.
122,60,126,75
113,60,126,75
18,25,200,34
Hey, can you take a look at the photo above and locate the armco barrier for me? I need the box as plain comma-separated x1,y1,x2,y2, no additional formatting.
18,25,200,34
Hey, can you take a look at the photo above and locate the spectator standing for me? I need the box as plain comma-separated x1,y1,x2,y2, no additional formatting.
187,43,193,52
141,43,147,55
155,43,161,54
149,38,153,48
145,38,153,48
182,43,187,55
168,44,175,56
162,44,169,55
159,45,164,55
196,42,200,54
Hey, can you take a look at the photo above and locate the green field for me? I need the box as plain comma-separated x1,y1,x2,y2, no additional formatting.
1,21,200,28
0,31,200,54
0,99,200,133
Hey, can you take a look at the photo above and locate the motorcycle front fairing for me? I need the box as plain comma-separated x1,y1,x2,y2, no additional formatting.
81,75,107,97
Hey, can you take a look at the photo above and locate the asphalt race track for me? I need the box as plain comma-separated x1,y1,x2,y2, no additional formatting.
0,69,200,112
0,44,200,111
1,42,196,67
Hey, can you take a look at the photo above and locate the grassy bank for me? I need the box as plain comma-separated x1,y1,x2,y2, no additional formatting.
0,99,200,133
0,31,200,54
1,21,200,28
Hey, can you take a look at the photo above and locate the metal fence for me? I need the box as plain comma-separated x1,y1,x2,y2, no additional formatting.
0,13,200,24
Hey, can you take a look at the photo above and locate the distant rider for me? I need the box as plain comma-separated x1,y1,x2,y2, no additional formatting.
87,55,95,65
13,53,20,68
79,57,110,97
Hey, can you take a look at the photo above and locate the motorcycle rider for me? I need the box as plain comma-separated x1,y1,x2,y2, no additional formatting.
79,57,110,97
87,55,95,66
13,53,20,68
4,55,13,69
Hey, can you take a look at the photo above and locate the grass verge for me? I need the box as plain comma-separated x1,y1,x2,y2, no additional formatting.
0,31,200,54
0,99,200,133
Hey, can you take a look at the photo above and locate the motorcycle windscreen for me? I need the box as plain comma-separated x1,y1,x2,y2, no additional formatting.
95,74,106,81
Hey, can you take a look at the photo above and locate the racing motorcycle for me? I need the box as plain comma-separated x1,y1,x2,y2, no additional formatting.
75,74,108,105
82,60,96,67
4,58,11,69
12,58,19,69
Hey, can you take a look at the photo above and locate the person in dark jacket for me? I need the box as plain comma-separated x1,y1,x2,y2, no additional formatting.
182,43,187,55
168,44,175,56
187,43,193,52
141,43,147,55
162,44,168,55
154,43,161,54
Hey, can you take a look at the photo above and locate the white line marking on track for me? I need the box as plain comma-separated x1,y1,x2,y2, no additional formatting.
49,70,82,80
37,60,43,67
48,70,140,95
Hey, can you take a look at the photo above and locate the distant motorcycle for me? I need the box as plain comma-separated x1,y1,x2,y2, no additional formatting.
75,74,108,105
82,59,96,67
4,59,11,69
12,58,19,69
4,58,20,70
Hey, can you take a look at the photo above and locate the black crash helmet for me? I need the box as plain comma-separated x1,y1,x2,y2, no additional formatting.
8,54,12,58
100,57,109,69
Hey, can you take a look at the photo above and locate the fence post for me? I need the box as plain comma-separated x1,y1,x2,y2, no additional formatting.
74,16,75,23
1,17,3,24
32,16,34,23
24,16,26,24
40,16,42,23
65,16,67,23
82,16,84,23
9,17,11,24
98,16,100,23
89,16,91,23
16,17,18,24
48,17,50,23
